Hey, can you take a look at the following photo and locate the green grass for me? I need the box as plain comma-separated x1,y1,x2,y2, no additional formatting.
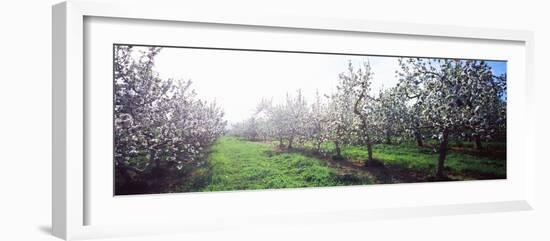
177,137,505,193
318,142,506,178
202,137,371,191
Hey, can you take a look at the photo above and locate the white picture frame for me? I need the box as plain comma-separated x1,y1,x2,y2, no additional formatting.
52,0,536,240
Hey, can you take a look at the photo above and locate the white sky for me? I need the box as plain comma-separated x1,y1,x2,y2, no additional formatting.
150,47,400,124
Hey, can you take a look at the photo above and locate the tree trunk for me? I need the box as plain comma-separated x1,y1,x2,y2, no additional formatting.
316,142,321,153
385,130,391,144
278,137,284,148
335,141,341,158
474,134,482,150
415,131,423,147
150,149,159,169
366,134,373,164
436,129,449,179
287,137,293,149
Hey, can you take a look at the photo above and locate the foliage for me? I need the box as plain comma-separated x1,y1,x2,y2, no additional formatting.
114,46,226,194
230,58,506,178
396,58,506,177
308,91,331,152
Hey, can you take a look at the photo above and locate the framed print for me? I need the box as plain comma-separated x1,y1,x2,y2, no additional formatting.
52,0,535,240
110,44,508,196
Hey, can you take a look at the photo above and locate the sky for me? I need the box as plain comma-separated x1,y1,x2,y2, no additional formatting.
139,46,506,124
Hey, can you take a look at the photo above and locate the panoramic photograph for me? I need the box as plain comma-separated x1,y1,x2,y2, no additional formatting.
113,44,507,195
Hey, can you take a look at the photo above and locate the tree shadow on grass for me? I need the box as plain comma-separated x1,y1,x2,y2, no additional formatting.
276,146,462,184
269,145,507,186
332,158,436,184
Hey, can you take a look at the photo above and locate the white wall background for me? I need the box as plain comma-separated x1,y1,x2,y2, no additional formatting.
0,0,548,240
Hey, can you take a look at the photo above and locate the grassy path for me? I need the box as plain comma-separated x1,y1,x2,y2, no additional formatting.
203,137,370,191
199,137,505,192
